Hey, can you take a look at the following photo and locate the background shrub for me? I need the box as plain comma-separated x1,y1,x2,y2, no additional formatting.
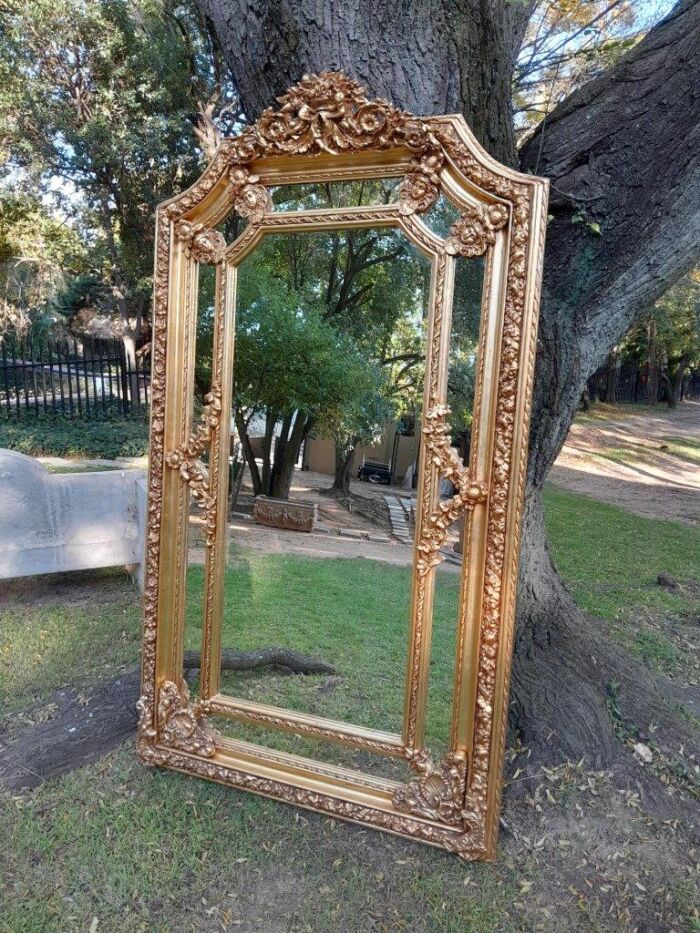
0,414,149,459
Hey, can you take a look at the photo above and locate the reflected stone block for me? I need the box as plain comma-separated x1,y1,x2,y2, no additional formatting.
252,495,317,532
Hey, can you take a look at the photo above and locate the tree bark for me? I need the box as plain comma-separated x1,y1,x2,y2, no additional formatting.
660,372,674,407
235,408,263,495
197,0,700,770
332,439,358,494
270,411,311,499
513,0,700,765
196,0,529,166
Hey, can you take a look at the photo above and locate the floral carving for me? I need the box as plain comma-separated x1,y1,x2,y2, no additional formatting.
398,151,445,216
416,405,488,576
155,680,216,756
164,390,221,547
229,167,272,223
175,220,226,265
399,170,437,215
222,71,444,217
394,749,475,827
254,72,400,155
445,203,510,257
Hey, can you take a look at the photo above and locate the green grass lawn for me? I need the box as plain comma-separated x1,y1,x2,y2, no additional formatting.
543,487,699,618
1,487,699,931
543,488,700,682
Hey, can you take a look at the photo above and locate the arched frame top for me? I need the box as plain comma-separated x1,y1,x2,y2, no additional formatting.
138,71,548,862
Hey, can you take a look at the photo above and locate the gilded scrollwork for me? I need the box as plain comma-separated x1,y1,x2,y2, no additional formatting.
142,744,482,859
156,681,216,757
250,71,404,156
206,696,404,757
393,749,476,828
445,203,510,257
175,220,227,265
416,405,487,576
436,125,539,851
164,389,222,547
223,71,444,216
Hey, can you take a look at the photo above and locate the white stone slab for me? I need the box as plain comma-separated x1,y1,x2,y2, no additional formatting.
0,449,146,581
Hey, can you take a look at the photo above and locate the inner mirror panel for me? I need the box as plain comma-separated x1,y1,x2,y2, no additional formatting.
421,254,485,765
184,261,220,700
271,178,401,211
449,255,486,472
220,224,430,747
183,226,487,780
419,193,461,239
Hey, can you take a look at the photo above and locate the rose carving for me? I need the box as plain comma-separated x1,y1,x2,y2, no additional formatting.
445,203,510,257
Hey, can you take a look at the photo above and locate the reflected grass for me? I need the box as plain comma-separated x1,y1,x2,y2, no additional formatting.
184,553,459,756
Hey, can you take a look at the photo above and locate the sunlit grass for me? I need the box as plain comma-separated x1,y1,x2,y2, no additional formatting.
2,488,699,929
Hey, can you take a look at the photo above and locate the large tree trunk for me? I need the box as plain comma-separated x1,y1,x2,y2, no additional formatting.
672,352,690,405
332,439,358,495
198,0,700,771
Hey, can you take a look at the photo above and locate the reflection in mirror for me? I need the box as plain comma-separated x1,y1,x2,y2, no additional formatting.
419,193,461,239
206,572,460,783
217,224,431,749
222,212,247,245
183,261,219,701
271,178,401,212
424,573,460,763
448,256,485,473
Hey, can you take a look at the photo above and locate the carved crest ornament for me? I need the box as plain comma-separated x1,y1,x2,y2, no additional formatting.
139,71,548,861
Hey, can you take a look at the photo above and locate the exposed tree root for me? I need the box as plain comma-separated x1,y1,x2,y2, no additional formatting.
1,649,334,791
0,669,141,791
185,647,335,676
510,588,700,836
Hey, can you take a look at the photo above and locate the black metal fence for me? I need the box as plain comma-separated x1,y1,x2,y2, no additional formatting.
587,362,700,405
587,363,646,404
588,363,700,403
0,337,149,419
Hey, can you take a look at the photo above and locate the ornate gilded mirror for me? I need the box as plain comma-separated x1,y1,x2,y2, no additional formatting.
138,72,548,861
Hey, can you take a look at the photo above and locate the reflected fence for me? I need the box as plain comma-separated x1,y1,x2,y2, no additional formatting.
0,337,149,419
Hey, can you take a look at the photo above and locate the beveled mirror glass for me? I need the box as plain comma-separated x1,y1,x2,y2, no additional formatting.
139,72,548,860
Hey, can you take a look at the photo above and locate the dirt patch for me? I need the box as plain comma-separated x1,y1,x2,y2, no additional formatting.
550,401,700,524
0,567,136,610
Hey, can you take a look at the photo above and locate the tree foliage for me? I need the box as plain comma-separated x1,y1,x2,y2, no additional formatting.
0,193,86,336
618,268,700,404
230,222,421,498
514,0,672,132
0,0,237,344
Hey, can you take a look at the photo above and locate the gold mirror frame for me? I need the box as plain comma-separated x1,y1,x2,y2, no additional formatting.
138,72,548,861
